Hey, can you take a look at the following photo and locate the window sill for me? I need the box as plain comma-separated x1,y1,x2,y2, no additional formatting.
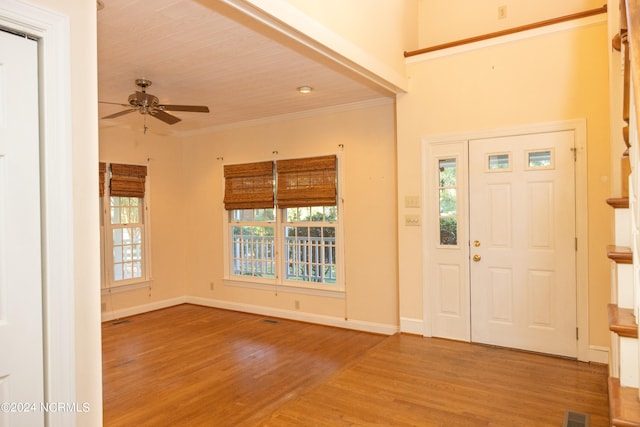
223,278,344,299
101,280,152,295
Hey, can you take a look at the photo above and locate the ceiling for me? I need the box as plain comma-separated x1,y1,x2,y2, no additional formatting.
97,0,396,135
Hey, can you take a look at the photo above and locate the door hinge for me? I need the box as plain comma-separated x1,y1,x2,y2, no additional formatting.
576,327,579,340
570,147,577,161
575,237,578,251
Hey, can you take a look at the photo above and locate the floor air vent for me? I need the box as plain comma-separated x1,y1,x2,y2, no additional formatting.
262,319,279,324
562,411,590,427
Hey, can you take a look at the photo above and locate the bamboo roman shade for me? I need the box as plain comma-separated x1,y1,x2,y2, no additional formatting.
110,163,147,198
99,162,106,197
223,161,274,210
276,155,336,208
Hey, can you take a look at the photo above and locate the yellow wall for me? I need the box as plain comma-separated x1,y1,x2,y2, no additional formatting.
397,20,612,346
5,2,614,426
99,128,187,311
240,0,416,91
607,0,627,198
419,0,607,47
283,0,419,76
184,102,398,327
100,102,399,328
99,2,613,354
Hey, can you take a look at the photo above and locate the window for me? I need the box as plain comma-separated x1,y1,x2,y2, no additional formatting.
229,208,276,280
284,206,337,284
487,153,510,171
526,149,554,170
438,158,457,246
110,196,144,281
224,155,341,292
100,162,150,288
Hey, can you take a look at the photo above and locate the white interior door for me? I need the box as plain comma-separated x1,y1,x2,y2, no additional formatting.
0,30,45,426
468,131,577,357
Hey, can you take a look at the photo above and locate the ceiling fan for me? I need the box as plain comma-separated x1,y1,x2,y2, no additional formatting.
100,79,209,125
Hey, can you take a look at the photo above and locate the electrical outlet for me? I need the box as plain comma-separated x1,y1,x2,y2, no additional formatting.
294,300,300,310
210,282,214,290
498,5,507,19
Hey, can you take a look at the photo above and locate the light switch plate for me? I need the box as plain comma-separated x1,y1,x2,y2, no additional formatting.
405,195,421,208
405,215,421,226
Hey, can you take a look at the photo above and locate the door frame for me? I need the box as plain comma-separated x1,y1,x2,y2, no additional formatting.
421,119,589,361
0,2,76,425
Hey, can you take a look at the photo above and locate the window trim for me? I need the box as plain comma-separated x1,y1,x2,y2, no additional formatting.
222,153,344,294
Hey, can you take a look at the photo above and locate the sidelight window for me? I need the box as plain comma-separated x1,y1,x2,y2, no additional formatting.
438,158,457,246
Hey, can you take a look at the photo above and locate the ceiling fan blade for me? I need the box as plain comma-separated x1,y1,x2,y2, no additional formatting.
149,109,181,125
102,109,136,119
159,104,209,113
99,101,131,107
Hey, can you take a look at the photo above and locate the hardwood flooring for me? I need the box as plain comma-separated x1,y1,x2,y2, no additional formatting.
102,304,609,426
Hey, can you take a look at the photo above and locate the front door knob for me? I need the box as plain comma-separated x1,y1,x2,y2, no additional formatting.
473,254,481,262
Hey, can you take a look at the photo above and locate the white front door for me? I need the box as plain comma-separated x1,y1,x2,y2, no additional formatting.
468,131,577,357
0,30,45,426
425,129,578,358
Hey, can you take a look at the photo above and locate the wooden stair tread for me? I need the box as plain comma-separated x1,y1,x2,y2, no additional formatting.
609,304,638,338
610,377,640,427
608,245,633,264
608,197,631,209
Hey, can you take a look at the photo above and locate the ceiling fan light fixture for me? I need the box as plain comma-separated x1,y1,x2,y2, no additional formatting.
297,86,313,94
99,79,209,127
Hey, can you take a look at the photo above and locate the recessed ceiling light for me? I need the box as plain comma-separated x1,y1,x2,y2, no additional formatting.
297,86,313,94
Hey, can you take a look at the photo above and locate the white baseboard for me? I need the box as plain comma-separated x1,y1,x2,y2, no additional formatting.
101,297,187,322
186,296,398,335
100,297,610,366
400,317,424,335
588,345,609,364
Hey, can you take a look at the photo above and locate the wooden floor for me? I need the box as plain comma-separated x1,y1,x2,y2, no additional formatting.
102,304,609,426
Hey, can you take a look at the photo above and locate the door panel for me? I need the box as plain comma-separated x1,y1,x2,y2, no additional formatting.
488,267,513,323
0,30,44,426
469,131,576,357
487,183,512,246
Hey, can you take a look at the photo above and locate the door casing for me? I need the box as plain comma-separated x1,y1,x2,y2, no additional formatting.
0,1,77,425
